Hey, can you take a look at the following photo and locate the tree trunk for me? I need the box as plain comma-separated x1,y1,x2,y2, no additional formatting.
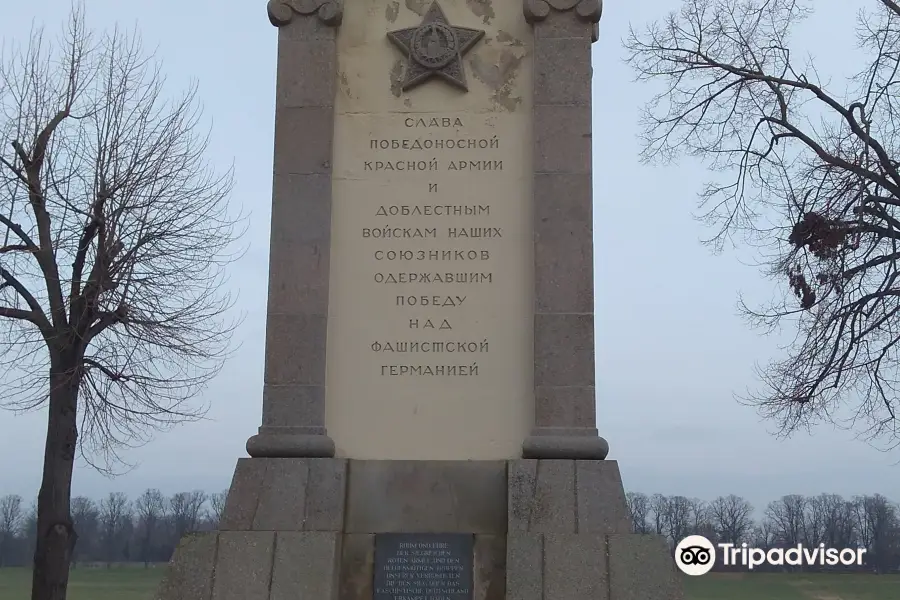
31,360,80,600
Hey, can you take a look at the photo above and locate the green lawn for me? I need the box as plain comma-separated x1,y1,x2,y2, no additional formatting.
0,566,163,600
683,572,900,600
1,567,898,599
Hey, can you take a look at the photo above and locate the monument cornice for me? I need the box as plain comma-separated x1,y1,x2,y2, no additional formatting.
522,0,603,24
267,0,343,27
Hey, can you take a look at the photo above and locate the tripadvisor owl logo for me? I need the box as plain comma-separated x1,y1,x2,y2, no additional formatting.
675,535,716,576
674,535,868,575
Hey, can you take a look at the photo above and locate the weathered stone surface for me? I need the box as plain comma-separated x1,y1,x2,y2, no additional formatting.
534,314,594,387
276,40,337,108
576,460,632,534
608,534,684,600
544,534,607,600
534,37,592,105
305,458,348,530
338,534,375,600
264,313,328,385
272,107,335,175
155,532,217,600
246,430,336,458
506,533,543,600
219,459,267,531
270,532,341,600
269,173,332,246
345,460,507,533
522,434,609,460
529,460,576,533
252,459,310,531
533,104,592,174
508,460,537,533
267,240,331,314
210,531,275,600
533,386,596,430
509,459,628,534
474,535,507,600
261,385,327,431
278,12,339,41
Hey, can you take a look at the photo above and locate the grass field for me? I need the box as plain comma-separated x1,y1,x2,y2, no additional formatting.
1,567,898,599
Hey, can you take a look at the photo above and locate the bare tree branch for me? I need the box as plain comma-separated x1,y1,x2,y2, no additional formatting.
626,0,900,449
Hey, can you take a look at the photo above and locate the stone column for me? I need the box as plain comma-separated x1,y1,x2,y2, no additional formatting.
245,0,344,458
521,0,609,460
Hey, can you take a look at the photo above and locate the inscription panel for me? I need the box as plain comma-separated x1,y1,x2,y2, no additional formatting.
325,0,533,459
374,534,473,600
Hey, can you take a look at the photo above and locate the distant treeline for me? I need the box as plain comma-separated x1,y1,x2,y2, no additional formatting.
0,490,897,572
626,492,900,573
0,490,226,569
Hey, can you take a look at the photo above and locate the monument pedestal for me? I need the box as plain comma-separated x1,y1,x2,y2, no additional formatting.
157,459,682,600
158,1,684,597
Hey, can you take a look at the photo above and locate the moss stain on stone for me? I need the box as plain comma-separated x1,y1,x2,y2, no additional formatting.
469,49,524,112
466,0,495,24
405,0,428,16
339,71,352,99
496,30,524,46
385,1,400,22
389,60,405,98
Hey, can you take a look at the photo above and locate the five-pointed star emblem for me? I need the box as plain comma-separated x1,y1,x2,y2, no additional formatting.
387,1,484,92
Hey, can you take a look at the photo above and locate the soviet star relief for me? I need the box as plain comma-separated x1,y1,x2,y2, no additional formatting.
387,1,485,92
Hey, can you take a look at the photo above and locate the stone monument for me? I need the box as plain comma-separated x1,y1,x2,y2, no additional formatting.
157,0,684,598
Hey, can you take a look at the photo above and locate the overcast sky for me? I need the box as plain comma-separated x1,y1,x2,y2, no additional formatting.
1,0,897,511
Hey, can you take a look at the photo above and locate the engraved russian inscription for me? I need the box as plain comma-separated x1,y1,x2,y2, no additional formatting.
374,534,474,600
325,0,532,459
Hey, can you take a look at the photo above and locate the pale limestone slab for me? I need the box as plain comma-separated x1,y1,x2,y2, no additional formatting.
325,0,535,460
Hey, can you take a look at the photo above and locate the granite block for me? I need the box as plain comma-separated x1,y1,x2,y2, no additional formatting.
576,460,632,534
252,459,310,531
210,531,275,600
534,386,596,429
608,534,684,600
155,532,217,600
534,314,594,387
544,534,607,599
534,37,592,105
534,104,592,174
505,533,543,600
338,534,375,600
270,532,341,600
345,460,507,534
276,40,336,108
219,459,267,531
263,313,328,385
305,458,348,530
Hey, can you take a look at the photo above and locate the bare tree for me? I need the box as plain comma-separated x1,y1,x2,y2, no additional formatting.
134,489,165,567
663,495,693,546
0,494,24,566
0,5,240,598
687,498,711,537
169,491,207,539
626,0,900,447
69,497,98,569
766,495,806,548
751,518,777,551
802,494,828,547
709,494,755,545
817,494,857,549
854,493,900,572
648,493,670,537
98,492,129,568
206,490,228,530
